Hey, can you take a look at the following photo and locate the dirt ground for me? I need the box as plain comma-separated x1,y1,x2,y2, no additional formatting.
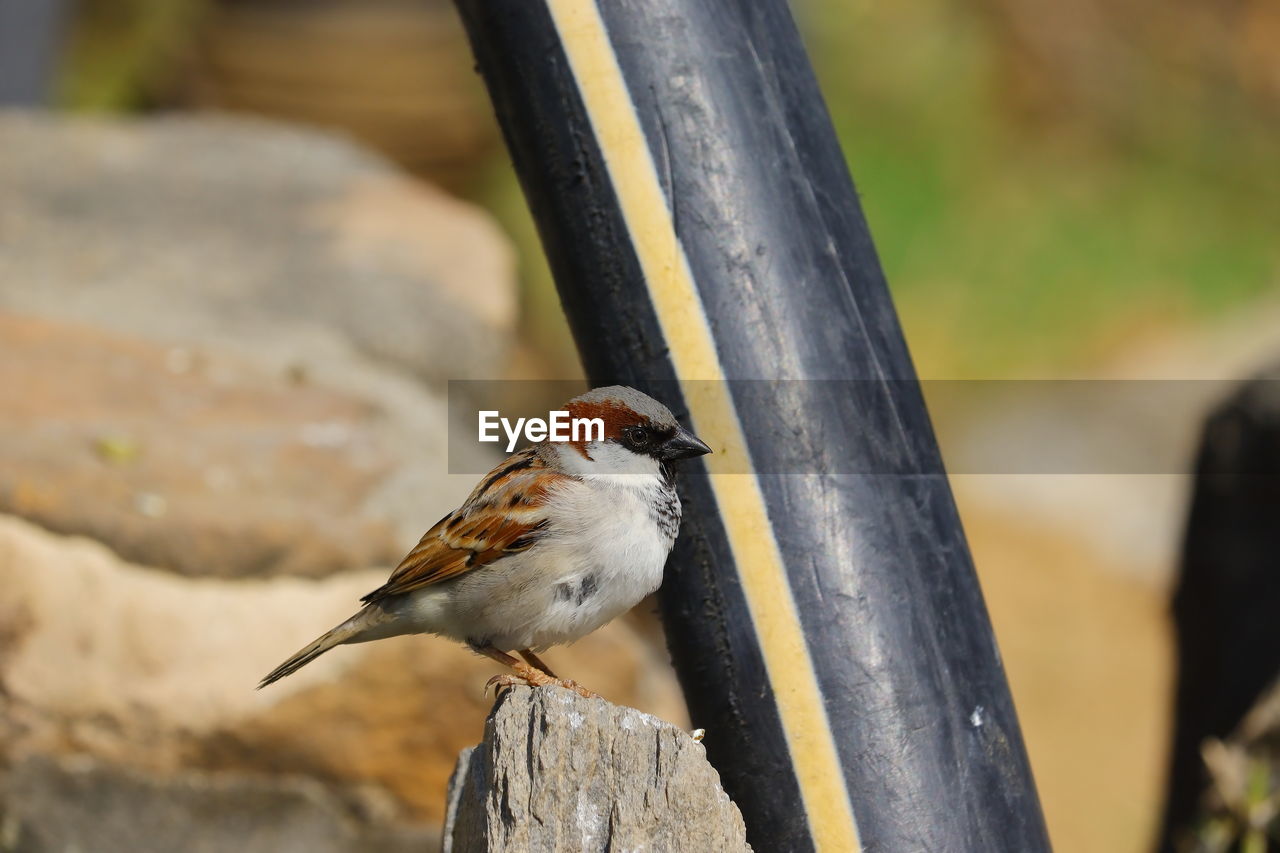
958,492,1175,852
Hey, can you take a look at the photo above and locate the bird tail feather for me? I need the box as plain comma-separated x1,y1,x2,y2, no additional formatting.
258,610,374,689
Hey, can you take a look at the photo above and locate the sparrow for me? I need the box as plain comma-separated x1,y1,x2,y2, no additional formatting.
259,385,711,697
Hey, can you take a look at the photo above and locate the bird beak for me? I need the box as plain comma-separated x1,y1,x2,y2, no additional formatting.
659,425,712,461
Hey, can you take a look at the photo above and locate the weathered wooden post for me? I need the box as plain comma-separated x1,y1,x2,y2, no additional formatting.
452,1,1050,849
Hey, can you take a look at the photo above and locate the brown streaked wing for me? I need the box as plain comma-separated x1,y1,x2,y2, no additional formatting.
361,448,565,603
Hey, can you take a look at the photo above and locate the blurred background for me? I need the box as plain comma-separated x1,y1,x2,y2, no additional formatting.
1,0,1278,850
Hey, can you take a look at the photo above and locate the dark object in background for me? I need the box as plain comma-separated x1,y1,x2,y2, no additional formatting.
0,0,71,104
453,1,1049,850
1159,366,1280,851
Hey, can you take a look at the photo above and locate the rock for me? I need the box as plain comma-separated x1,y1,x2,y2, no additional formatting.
0,110,519,577
0,311,497,579
0,313,406,578
443,689,749,852
0,755,440,853
0,109,699,846
0,110,515,384
0,514,688,827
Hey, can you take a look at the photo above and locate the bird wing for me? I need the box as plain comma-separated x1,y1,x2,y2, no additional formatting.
361,447,566,603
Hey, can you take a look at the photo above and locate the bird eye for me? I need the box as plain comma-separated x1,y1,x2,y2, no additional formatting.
623,426,651,448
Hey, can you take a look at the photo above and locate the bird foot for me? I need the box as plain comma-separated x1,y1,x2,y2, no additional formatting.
554,678,599,699
485,672,598,699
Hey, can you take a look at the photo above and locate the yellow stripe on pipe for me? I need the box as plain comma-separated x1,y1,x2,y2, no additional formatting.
545,2,863,849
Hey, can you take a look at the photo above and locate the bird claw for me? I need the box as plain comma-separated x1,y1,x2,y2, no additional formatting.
484,672,598,700
485,673,524,696
556,679,599,699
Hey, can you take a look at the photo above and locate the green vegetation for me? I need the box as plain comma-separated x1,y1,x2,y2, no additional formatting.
59,0,206,110
802,1,1280,376
59,0,1280,377
477,0,1280,378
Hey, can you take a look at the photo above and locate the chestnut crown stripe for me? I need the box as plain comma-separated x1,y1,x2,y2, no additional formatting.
565,398,647,439
544,3,863,851
565,398,648,459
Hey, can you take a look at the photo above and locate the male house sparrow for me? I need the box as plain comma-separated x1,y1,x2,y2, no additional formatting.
259,385,711,696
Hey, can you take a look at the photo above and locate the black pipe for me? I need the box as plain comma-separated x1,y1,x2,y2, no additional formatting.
452,1,1050,849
